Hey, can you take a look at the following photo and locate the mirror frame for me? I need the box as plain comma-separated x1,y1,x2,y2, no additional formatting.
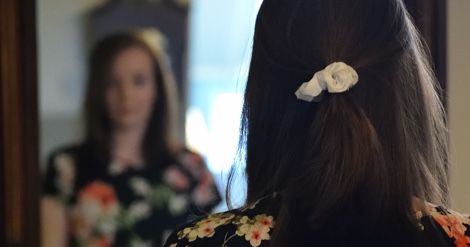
0,0,39,246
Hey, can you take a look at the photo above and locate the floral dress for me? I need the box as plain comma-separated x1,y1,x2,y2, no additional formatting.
163,193,470,247
43,145,221,247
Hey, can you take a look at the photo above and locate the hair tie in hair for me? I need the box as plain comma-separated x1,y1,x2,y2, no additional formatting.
295,62,359,102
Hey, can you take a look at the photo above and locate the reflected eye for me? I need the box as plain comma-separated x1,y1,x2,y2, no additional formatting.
133,74,149,87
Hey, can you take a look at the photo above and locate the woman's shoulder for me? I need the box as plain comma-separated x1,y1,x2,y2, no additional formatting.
45,144,96,176
43,144,83,201
48,143,76,155
422,202,470,246
164,193,279,247
43,143,107,200
46,143,107,170
164,194,470,247
45,144,86,175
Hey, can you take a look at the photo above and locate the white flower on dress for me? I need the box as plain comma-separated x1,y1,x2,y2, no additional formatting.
54,153,75,196
235,216,251,236
254,214,274,228
127,201,152,221
168,194,189,216
129,177,152,197
177,213,236,243
196,220,217,238
234,214,274,247
75,196,102,224
181,227,199,242
129,235,152,247
244,223,271,247
71,198,102,239
108,161,126,176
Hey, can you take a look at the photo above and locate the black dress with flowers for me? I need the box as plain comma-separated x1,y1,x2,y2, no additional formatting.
43,144,221,247
163,193,470,247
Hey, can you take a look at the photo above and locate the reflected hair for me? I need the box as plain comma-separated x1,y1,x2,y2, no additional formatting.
83,31,180,169
229,0,448,245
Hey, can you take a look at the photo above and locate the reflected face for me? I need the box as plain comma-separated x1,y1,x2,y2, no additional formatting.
106,46,157,131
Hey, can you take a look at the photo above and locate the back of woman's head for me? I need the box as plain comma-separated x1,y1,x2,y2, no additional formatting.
240,0,448,245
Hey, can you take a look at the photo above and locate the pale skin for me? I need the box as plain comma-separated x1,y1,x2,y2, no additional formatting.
105,46,157,167
41,46,157,247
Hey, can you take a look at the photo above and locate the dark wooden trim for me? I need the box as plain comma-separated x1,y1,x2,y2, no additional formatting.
20,0,40,245
0,0,22,243
0,0,39,246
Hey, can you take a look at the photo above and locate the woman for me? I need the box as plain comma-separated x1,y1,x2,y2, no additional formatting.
41,31,221,246
164,0,469,246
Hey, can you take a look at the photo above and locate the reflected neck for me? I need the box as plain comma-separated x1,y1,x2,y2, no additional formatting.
111,126,146,166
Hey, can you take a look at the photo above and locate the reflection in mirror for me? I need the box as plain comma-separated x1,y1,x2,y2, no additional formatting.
41,29,226,246
39,0,262,245
39,0,190,166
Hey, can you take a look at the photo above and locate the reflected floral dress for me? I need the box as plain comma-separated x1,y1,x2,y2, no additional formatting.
43,145,221,247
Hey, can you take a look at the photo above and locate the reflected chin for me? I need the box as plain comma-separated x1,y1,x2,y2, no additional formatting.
111,116,147,131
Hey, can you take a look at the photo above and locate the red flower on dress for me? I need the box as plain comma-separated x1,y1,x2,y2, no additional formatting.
90,236,111,247
245,224,270,247
78,181,117,209
72,181,120,245
430,207,470,247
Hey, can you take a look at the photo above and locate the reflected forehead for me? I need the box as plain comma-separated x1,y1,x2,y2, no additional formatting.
111,46,154,75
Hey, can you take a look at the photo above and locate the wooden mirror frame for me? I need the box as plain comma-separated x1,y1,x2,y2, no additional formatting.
0,0,39,246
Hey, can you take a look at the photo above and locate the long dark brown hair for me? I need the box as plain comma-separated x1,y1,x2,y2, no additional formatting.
234,0,448,245
83,31,180,170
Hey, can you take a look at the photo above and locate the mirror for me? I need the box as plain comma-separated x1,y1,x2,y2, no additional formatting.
37,0,261,246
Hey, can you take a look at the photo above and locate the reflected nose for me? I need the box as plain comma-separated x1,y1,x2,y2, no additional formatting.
118,83,133,109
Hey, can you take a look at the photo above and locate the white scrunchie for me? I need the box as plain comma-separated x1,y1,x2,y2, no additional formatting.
295,62,359,102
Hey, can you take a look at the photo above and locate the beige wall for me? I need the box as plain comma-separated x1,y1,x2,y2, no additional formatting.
448,0,470,212
37,0,105,167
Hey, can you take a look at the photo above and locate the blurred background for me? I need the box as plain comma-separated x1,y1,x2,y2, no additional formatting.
37,0,469,216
